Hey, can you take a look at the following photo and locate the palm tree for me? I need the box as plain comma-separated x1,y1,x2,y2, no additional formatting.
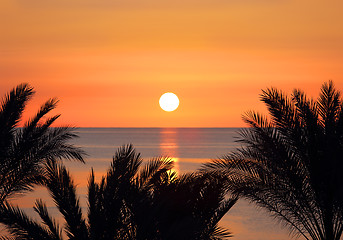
0,83,85,203
205,81,343,240
0,145,236,240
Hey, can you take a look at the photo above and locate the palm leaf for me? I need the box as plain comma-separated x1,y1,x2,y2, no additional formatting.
204,81,343,240
44,160,89,240
33,199,63,240
0,201,53,239
0,84,85,204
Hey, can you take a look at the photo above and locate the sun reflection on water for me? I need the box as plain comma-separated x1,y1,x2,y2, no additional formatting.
159,128,179,173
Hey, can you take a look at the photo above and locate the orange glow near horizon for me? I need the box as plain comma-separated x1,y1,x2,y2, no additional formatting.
1,0,343,127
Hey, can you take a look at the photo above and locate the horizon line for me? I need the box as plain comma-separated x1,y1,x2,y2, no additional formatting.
71,126,246,129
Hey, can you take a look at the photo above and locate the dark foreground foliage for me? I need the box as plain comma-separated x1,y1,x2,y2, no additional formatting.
1,145,236,240
0,83,85,203
205,81,343,240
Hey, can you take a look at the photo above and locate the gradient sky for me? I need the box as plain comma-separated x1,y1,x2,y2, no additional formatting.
1,0,343,127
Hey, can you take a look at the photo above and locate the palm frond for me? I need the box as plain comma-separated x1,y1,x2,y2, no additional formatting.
0,201,52,239
110,144,142,179
204,81,343,240
260,87,298,131
33,199,63,240
36,127,86,162
0,83,34,139
0,236,16,240
0,84,85,204
87,144,144,239
44,160,89,240
23,98,59,135
87,169,105,240
317,80,341,127
210,226,233,240
211,197,238,227
135,156,174,189
0,84,34,184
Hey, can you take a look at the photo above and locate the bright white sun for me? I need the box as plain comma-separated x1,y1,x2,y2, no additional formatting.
159,92,179,112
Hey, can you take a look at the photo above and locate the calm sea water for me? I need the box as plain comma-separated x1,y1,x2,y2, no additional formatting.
9,128,290,239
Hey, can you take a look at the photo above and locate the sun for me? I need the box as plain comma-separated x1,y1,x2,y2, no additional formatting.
159,92,179,112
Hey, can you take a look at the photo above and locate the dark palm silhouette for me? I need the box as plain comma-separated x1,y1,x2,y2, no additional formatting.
0,145,236,240
0,83,85,203
205,81,343,240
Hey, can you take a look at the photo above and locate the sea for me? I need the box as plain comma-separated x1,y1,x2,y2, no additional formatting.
9,128,290,239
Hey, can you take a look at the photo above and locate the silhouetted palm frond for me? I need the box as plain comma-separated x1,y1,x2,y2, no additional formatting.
0,84,34,146
135,156,174,189
33,199,63,240
44,160,88,240
0,236,15,240
0,201,53,239
204,80,343,240
0,83,85,203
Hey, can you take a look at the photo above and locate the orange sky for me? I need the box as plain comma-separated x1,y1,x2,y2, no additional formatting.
1,0,343,127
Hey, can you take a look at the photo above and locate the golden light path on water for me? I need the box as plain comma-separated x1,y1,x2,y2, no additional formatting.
159,128,180,173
